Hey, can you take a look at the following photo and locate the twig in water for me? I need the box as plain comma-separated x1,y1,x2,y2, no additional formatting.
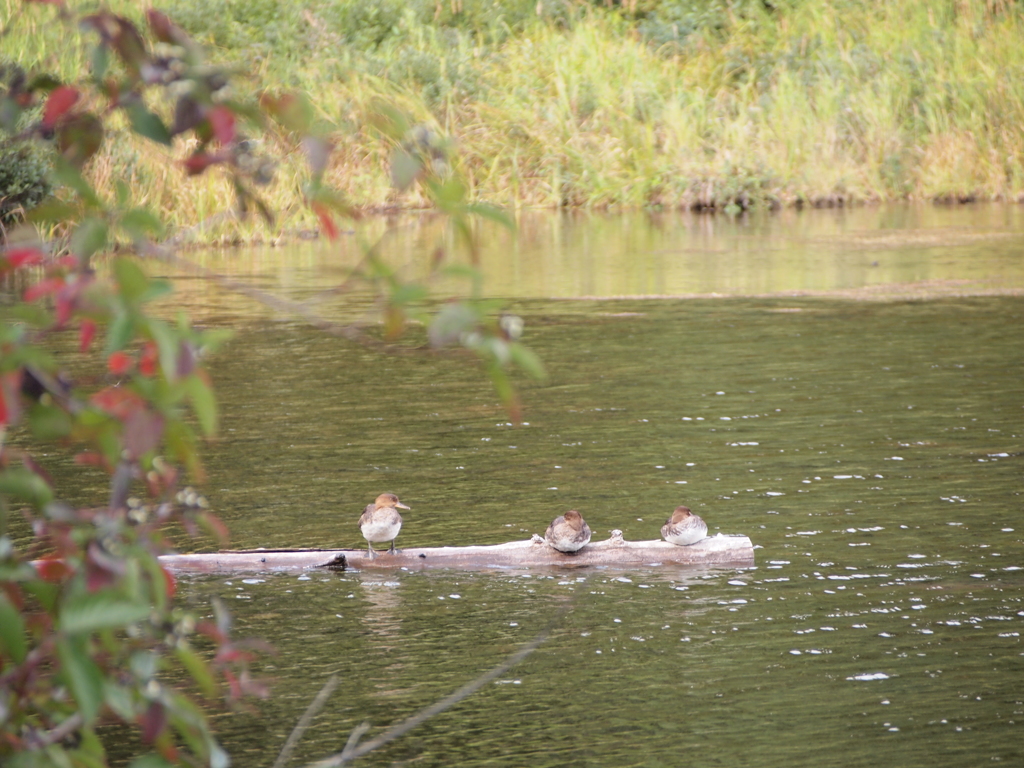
303,620,556,767
271,674,340,768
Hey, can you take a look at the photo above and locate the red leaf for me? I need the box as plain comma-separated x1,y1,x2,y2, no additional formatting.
107,351,133,375
1,583,25,611
35,558,72,583
42,86,79,129
161,566,176,599
75,451,110,470
4,248,46,269
23,277,65,302
79,320,97,352
312,203,339,241
55,288,76,327
182,152,219,176
156,735,178,763
222,668,242,700
199,511,230,546
123,407,164,459
85,560,119,592
91,386,146,420
139,342,158,377
207,106,236,145
195,621,225,644
0,371,21,426
139,701,167,743
146,10,177,43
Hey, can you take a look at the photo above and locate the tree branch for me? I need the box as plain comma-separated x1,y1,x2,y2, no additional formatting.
302,618,558,768
271,674,340,768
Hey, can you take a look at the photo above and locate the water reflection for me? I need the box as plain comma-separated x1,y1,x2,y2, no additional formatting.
161,205,1024,320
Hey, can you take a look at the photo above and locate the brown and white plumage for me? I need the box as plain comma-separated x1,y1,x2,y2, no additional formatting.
358,492,410,559
544,509,592,553
660,505,707,546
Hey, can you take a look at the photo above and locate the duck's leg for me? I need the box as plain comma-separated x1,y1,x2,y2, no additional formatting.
366,543,377,560
388,538,398,554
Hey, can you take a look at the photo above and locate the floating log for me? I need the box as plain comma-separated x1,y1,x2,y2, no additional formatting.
158,532,755,574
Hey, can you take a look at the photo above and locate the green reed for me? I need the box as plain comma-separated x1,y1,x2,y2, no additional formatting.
6,0,1024,240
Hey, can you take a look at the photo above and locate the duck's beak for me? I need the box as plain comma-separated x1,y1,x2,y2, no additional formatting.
396,502,411,510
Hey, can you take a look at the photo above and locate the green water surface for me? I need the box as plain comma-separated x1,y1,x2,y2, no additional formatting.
16,208,1024,767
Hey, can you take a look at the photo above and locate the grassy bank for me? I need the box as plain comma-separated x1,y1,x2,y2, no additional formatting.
6,0,1024,241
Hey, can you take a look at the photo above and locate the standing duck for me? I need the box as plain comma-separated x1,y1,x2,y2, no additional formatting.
660,505,707,546
359,493,410,559
544,509,592,553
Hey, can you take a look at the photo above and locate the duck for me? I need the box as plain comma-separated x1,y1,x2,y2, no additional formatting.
660,505,707,546
544,509,592,553
358,492,410,559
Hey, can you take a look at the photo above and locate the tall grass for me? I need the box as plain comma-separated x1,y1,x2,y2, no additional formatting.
6,0,1024,240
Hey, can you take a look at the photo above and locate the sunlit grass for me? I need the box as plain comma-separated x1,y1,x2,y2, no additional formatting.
6,0,1024,240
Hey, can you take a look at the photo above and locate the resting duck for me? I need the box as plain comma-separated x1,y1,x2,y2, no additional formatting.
544,509,592,553
358,492,410,559
660,505,707,546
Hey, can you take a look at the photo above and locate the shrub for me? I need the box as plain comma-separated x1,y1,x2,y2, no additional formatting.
0,140,52,223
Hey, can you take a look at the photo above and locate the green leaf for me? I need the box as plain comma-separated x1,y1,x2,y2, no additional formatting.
509,342,547,381
127,104,172,145
90,43,109,82
466,202,516,231
57,636,104,725
438,263,483,296
0,561,39,582
52,157,103,209
428,302,479,348
70,218,109,263
488,364,513,404
128,755,176,768
390,282,428,306
26,73,63,92
59,591,150,634
184,374,217,436
29,402,73,439
433,177,467,209
164,420,203,481
106,310,135,353
389,148,421,191
147,318,179,381
198,328,233,355
121,208,166,241
22,580,60,611
175,644,217,697
6,302,53,327
103,680,136,720
367,100,410,141
140,279,174,304
71,728,107,766
0,468,54,509
115,180,132,208
112,257,150,302
0,594,27,663
26,198,79,224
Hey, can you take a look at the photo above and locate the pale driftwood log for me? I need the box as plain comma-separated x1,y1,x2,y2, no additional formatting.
158,532,754,574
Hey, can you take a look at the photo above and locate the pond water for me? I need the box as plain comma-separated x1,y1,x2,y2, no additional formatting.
30,207,1024,766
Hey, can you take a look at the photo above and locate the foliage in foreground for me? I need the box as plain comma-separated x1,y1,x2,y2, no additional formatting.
1,3,540,766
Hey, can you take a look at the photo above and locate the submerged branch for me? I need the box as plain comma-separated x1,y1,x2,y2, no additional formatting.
272,675,340,768
301,611,565,768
